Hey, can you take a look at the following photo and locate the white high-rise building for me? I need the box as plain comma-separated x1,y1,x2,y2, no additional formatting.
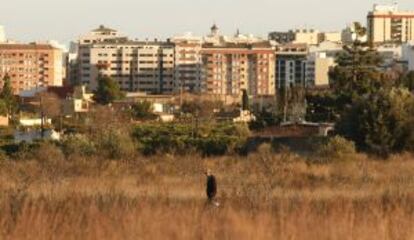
0,25,5,43
367,3,414,44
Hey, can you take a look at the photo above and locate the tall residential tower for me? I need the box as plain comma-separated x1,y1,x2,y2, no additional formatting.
367,3,414,44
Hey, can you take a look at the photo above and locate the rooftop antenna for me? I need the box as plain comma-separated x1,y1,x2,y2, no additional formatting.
392,1,398,9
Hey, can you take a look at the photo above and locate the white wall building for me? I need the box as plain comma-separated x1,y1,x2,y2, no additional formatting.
0,25,5,43
402,41,414,71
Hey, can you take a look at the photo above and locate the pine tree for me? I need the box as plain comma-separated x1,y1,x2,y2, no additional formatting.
328,22,414,156
336,88,414,157
330,34,384,104
0,74,17,115
93,75,125,105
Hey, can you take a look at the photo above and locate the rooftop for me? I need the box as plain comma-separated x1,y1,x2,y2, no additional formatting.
91,38,175,47
202,41,273,49
92,25,117,33
0,43,57,50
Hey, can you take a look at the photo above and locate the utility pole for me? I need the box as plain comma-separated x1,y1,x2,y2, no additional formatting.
39,93,45,138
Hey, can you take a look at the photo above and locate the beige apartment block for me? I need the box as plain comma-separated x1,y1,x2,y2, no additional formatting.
201,42,275,96
171,34,203,93
318,32,342,43
0,43,63,94
367,3,414,44
78,26,175,94
79,41,175,94
305,52,335,87
293,29,320,45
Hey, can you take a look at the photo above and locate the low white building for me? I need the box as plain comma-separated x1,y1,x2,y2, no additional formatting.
402,41,414,71
19,118,52,127
14,129,60,143
62,85,94,115
378,44,403,67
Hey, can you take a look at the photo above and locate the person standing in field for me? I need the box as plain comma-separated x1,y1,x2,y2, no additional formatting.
205,169,219,207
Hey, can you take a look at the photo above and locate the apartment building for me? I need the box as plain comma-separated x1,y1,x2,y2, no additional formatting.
0,43,63,94
0,25,5,43
367,3,414,44
77,26,175,94
79,40,175,94
171,34,203,93
319,32,342,43
275,43,308,89
305,52,335,87
201,42,275,96
269,29,341,45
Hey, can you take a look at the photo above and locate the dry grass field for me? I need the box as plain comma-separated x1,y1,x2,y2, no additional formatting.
1,148,414,239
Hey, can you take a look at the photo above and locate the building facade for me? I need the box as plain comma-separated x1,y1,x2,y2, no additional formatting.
275,43,308,89
402,41,414,71
305,52,335,87
77,26,175,94
201,42,275,96
75,25,282,97
319,32,342,43
269,29,341,45
0,43,63,94
171,34,203,93
0,25,5,43
79,40,175,94
367,3,414,44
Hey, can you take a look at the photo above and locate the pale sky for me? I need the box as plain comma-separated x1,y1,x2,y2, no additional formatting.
1,0,414,44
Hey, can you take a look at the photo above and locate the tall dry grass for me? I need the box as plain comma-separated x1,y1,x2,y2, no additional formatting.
1,149,414,239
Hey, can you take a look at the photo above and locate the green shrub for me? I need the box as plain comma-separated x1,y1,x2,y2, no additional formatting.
132,123,250,156
96,129,136,159
61,134,97,157
316,136,357,163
